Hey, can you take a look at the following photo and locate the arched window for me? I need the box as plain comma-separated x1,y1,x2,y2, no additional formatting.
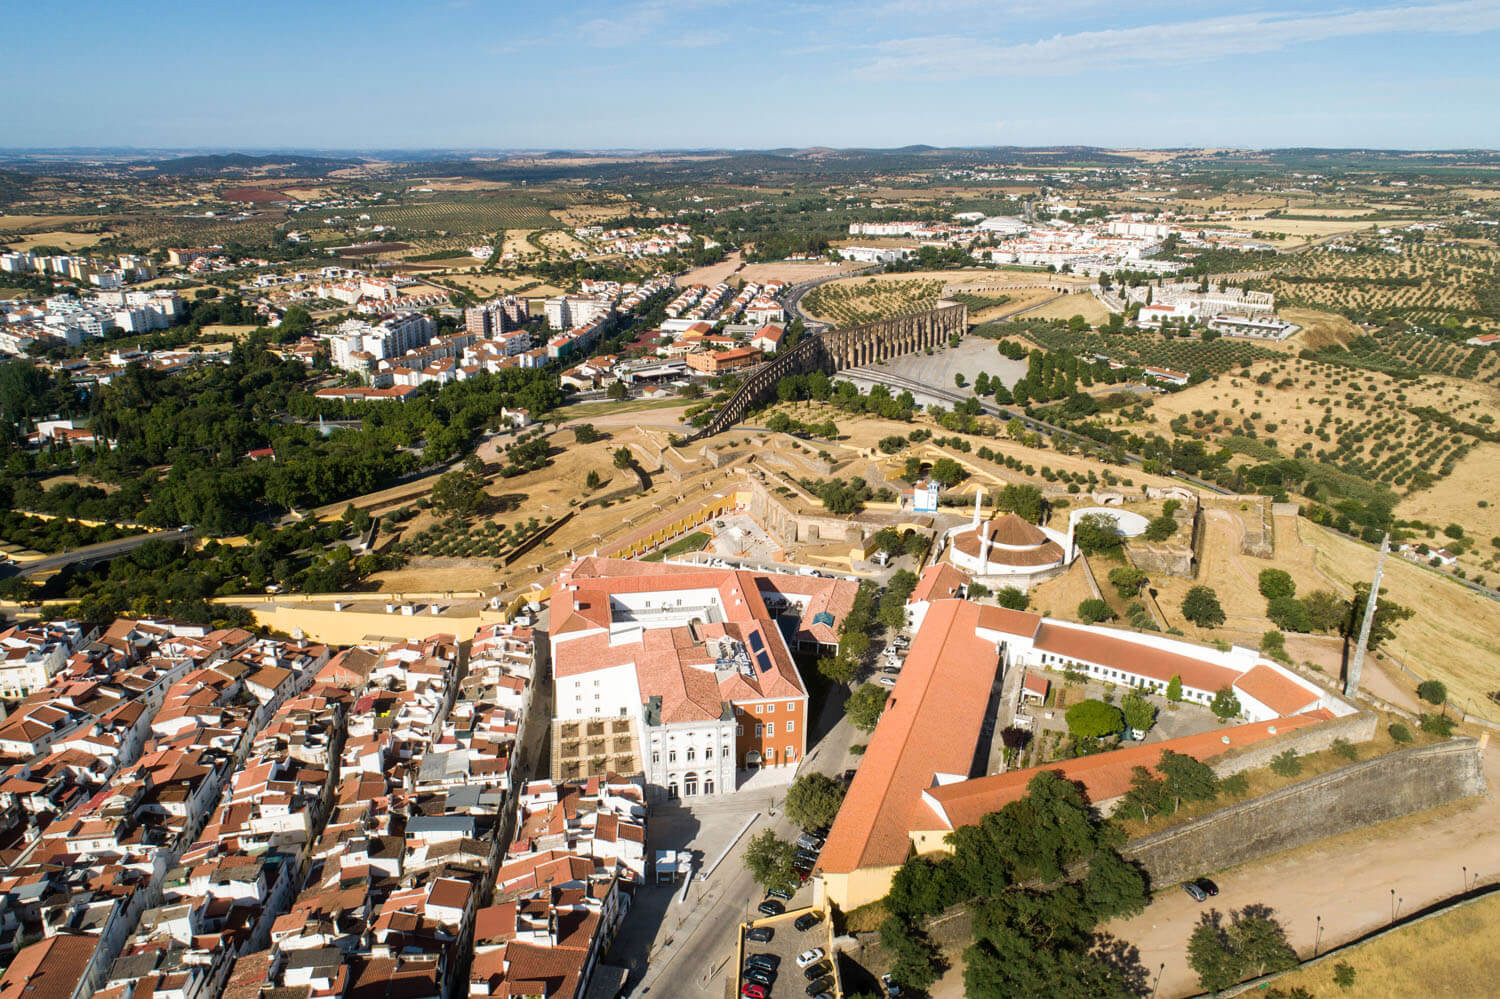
683,772,699,796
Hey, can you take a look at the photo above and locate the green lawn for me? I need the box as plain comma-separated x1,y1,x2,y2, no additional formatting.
642,531,710,562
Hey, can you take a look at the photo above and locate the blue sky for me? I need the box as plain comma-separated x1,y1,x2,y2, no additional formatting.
4,0,1498,150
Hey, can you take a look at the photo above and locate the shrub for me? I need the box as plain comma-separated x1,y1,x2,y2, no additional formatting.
1108,566,1148,598
1220,773,1250,797
996,586,1029,610
1417,679,1448,705
1331,737,1358,761
1333,961,1357,991
1389,722,1413,743
1420,712,1457,737
1078,598,1114,623
1065,699,1124,739
1269,749,1303,777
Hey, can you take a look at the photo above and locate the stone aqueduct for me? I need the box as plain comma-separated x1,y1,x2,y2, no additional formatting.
684,301,968,440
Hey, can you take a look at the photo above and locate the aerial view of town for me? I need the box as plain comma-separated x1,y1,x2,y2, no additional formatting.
0,4,1498,998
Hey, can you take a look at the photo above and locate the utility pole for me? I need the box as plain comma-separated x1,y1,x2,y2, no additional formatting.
1345,533,1389,698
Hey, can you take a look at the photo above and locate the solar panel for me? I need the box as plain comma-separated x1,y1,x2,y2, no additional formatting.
748,630,764,653
756,650,773,673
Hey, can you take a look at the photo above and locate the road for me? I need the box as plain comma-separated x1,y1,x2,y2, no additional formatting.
2,528,195,580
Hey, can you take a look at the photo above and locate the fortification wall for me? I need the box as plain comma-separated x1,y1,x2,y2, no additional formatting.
1125,738,1485,888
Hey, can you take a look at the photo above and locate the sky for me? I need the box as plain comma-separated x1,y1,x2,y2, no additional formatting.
3,0,1498,151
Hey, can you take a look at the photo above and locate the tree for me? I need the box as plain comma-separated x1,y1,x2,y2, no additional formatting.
573,423,601,444
1188,906,1298,994
1143,513,1178,542
1065,699,1124,739
847,683,890,731
1078,598,1114,623
612,447,634,470
1331,737,1358,761
996,586,1029,610
930,457,965,487
1074,513,1124,555
818,654,856,686
584,469,602,490
1417,679,1448,706
878,434,907,454
1266,596,1311,633
1108,566,1148,598
1166,674,1183,703
744,829,799,891
1257,569,1296,600
1220,772,1250,797
1210,687,1241,720
1120,692,1157,735
606,380,629,401
1261,629,1286,658
1347,583,1414,650
1182,586,1226,628
1389,721,1413,744
1420,712,1457,737
785,773,846,831
1158,749,1219,805
881,916,946,990
431,467,485,517
900,456,923,483
1303,589,1348,633
995,483,1044,522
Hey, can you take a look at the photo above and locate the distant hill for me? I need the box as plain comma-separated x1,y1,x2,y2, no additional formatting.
130,153,361,177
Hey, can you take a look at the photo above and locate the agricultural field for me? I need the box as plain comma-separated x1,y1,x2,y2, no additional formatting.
4,229,109,251
1264,241,1500,326
802,277,948,324
362,193,565,234
1025,326,1282,374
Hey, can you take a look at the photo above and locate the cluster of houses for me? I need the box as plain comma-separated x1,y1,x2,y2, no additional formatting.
0,250,156,290
0,615,645,999
571,223,696,258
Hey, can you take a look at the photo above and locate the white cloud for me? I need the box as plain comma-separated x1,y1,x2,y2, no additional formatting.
576,0,734,47
856,1,1500,78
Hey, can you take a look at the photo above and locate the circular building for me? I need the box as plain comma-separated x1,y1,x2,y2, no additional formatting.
946,511,1070,586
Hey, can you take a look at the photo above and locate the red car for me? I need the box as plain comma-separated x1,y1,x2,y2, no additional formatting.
741,984,769,999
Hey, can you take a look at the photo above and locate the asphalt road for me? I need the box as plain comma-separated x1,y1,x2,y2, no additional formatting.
3,528,194,580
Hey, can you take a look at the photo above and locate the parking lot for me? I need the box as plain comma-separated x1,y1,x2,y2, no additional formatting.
738,902,841,999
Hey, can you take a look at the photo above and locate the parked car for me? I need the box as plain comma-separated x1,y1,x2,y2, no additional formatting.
768,884,794,900
740,985,768,999
881,665,902,675
876,675,897,688
803,960,832,980
796,832,824,851
794,912,824,932
811,994,833,999
795,947,826,969
745,954,780,972
745,967,776,987
1183,881,1209,902
1195,878,1219,897
806,976,836,996
881,972,904,997
746,926,774,943
842,768,858,783
758,899,786,917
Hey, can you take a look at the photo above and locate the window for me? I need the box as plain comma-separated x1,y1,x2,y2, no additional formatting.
755,723,763,737
786,701,796,712
766,703,775,713
704,777,715,794
754,704,763,714
765,722,775,737
686,747,697,761
786,720,795,733
735,724,743,736
651,751,660,764
786,745,795,761
668,749,677,763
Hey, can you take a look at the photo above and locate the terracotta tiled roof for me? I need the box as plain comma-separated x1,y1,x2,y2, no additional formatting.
1233,664,1321,716
1033,622,1240,693
908,564,968,605
920,714,1325,831
818,600,1000,875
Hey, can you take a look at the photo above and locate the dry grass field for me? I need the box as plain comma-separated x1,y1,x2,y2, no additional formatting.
1265,892,1500,999
444,272,564,298
1015,291,1111,324
1282,307,1359,350
1302,519,1500,721
739,260,863,284
1394,441,1500,542
4,230,108,251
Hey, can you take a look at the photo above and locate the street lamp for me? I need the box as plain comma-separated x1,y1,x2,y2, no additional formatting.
1314,915,1323,957
1390,888,1396,923
1463,865,1468,895
1150,961,1166,999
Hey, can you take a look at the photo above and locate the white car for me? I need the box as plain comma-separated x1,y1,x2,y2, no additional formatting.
876,676,898,688
795,947,826,969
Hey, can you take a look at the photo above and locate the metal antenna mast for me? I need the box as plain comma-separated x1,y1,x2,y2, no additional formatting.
1345,533,1390,698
